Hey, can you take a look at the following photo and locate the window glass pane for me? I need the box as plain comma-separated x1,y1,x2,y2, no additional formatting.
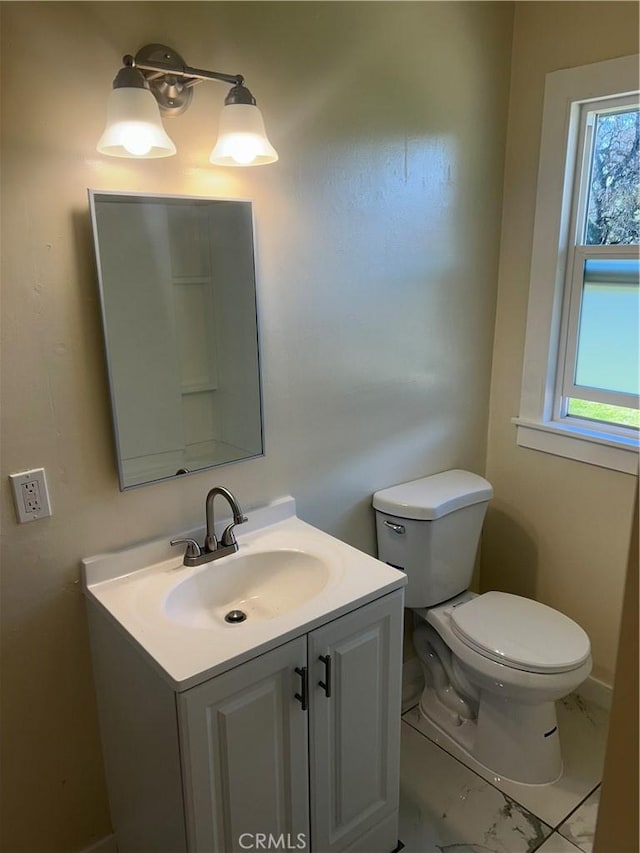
574,258,639,395
568,398,640,428
585,108,639,245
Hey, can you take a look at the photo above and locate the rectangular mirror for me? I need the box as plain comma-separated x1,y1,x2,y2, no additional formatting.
89,191,263,490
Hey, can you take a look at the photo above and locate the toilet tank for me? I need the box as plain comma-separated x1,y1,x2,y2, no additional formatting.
373,470,493,608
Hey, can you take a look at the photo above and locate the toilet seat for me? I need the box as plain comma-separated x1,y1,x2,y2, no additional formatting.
450,591,591,674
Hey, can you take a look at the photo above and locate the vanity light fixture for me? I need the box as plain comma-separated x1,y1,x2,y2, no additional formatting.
97,44,278,166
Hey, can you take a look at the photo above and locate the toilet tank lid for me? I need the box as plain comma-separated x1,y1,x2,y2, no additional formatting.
372,470,493,520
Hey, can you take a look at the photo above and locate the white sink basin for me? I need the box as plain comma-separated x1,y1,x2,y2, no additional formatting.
83,496,406,689
164,549,331,628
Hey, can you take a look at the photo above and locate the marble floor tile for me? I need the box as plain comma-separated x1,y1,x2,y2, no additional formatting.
403,692,609,828
558,788,600,853
535,832,582,852
399,721,552,853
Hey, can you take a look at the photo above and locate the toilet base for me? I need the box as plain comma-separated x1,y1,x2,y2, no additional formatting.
417,683,563,785
419,687,476,755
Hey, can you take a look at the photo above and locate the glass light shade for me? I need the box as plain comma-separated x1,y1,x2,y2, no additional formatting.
209,103,278,167
97,87,176,158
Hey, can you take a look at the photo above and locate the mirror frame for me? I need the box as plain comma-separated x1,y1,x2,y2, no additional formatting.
88,189,265,490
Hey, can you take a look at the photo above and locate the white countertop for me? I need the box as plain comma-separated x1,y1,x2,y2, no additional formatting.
82,497,406,691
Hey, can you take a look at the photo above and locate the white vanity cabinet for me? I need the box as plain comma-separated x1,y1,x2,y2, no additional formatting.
179,636,310,851
88,588,403,853
307,594,402,852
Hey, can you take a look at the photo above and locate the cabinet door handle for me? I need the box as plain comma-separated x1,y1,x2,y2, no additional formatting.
318,654,332,698
294,666,308,711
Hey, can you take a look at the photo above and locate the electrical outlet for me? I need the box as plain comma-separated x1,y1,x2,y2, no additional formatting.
22,478,42,514
9,468,52,523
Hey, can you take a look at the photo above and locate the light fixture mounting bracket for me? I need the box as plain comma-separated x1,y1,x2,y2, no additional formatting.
129,43,247,119
133,44,194,116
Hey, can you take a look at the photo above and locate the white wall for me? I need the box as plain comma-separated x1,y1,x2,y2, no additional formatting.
0,3,513,850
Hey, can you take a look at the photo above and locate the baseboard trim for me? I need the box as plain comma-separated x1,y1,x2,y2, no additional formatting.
80,835,117,853
576,675,612,711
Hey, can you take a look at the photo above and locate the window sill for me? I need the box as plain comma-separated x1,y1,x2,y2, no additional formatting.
513,417,639,474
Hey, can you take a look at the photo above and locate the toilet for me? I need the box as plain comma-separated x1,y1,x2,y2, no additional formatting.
373,469,592,785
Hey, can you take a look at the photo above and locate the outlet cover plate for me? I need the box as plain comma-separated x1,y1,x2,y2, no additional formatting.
9,468,52,523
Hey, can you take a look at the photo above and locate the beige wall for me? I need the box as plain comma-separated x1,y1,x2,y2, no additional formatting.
0,3,513,850
594,486,638,853
482,1,639,687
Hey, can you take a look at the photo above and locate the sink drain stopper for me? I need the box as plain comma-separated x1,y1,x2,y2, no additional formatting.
225,609,247,624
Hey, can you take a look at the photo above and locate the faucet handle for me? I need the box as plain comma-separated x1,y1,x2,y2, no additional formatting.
170,538,202,559
220,515,248,548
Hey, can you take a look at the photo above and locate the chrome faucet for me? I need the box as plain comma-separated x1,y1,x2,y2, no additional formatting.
171,486,247,567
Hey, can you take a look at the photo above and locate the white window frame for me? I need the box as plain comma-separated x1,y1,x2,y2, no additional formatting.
559,95,639,415
514,54,640,475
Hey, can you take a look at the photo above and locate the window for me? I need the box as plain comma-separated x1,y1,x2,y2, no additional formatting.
515,55,639,474
560,99,639,429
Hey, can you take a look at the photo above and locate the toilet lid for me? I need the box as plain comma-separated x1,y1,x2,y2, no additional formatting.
450,592,591,673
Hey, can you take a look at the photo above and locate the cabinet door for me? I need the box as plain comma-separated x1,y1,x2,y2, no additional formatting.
178,638,310,852
309,590,403,852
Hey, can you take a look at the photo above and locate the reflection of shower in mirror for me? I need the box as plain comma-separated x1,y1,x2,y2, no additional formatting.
89,191,263,489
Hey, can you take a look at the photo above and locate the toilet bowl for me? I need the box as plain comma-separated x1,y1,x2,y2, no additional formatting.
373,470,592,785
414,590,591,783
